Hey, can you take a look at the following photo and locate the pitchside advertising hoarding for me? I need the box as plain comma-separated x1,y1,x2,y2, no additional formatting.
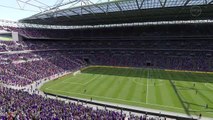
0,30,18,41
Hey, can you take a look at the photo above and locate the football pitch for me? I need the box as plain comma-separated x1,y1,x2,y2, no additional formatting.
40,66,213,117
0,36,12,41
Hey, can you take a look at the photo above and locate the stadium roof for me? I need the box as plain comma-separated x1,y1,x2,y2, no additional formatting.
20,0,213,26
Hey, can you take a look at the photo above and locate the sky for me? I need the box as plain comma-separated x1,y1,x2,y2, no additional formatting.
0,0,55,21
0,0,105,21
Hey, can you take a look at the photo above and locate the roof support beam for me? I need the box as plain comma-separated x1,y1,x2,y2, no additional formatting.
159,0,164,7
42,7,69,19
163,0,167,7
84,0,107,14
17,0,46,11
61,11,72,19
140,0,145,9
209,0,213,4
135,0,140,9
95,5,107,14
184,0,191,6
34,0,51,9
0,4,39,12
46,13,55,18
69,9,81,16
46,8,59,18
106,2,109,14
159,0,167,7
114,3,123,12
81,7,95,15
35,14,49,21
16,0,22,9
40,0,79,13
81,1,96,15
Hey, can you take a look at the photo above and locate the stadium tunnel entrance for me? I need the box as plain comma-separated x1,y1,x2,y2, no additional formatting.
83,58,91,65
145,61,153,67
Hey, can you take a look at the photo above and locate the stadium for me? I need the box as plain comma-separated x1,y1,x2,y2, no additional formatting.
0,0,213,119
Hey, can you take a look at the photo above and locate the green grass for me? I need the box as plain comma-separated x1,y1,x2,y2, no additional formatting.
0,36,12,41
40,66,213,117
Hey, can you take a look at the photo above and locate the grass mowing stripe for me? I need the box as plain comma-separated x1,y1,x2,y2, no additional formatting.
86,76,106,95
130,69,146,102
177,82,205,116
126,79,137,101
139,69,147,102
165,70,191,114
104,76,121,97
194,81,213,109
114,70,134,99
112,70,132,98
146,68,149,103
95,69,120,96
182,72,207,110
157,71,168,105
112,76,128,98
129,78,145,102
197,86,213,106
162,70,180,107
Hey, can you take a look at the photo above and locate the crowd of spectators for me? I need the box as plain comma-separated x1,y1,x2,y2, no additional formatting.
0,52,86,86
0,38,212,73
0,87,164,120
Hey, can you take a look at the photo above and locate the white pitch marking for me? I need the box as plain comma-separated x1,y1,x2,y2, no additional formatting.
204,83,213,90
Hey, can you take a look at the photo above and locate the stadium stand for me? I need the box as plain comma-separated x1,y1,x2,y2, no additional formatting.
0,24,212,83
0,87,150,120
14,24,213,71
0,0,213,119
0,52,86,86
